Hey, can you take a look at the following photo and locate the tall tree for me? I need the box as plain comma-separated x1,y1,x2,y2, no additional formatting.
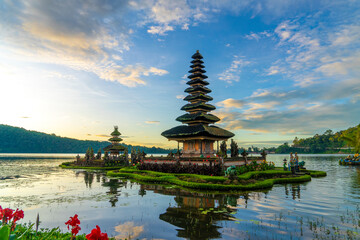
220,141,227,157
96,148,102,159
90,147,94,160
230,139,239,157
341,124,360,153
85,147,90,160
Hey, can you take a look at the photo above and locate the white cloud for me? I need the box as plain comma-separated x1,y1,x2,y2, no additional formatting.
182,23,189,30
245,30,272,41
218,56,250,83
294,76,319,88
331,25,360,46
0,0,171,87
112,54,123,61
216,98,245,108
266,19,360,89
317,53,360,77
275,21,298,42
246,101,280,111
150,0,191,24
266,66,280,75
145,0,192,35
250,89,270,97
147,25,174,35
148,67,169,75
245,32,260,41
145,120,160,124
176,95,185,99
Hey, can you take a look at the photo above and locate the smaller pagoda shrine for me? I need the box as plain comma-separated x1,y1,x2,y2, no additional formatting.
103,126,126,158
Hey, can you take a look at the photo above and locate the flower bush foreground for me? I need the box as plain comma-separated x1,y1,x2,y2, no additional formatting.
0,206,110,240
0,206,24,238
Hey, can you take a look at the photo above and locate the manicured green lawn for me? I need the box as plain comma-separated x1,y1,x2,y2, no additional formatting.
107,167,326,191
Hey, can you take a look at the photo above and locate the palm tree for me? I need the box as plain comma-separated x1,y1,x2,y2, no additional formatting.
340,124,360,153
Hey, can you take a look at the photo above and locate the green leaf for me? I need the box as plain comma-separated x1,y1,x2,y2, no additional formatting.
16,223,34,240
0,225,11,240
40,227,59,240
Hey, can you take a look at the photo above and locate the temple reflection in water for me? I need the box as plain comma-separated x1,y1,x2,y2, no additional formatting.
141,184,247,239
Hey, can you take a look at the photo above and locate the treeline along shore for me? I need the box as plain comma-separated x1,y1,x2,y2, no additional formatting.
0,124,173,154
267,125,359,154
0,124,358,154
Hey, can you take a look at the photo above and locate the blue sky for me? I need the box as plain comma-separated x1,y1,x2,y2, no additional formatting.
0,0,359,148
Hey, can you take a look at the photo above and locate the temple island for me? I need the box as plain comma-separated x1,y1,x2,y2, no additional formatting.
60,50,327,191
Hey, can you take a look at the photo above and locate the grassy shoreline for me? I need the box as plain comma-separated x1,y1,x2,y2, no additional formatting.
59,162,326,191
59,162,123,170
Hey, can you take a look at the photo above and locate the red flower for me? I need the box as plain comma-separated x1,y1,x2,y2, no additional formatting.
2,208,14,223
13,209,24,223
72,225,81,236
65,214,80,228
86,225,109,240
65,214,81,237
207,155,210,158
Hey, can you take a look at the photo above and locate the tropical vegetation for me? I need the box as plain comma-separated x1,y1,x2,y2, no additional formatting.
269,125,360,154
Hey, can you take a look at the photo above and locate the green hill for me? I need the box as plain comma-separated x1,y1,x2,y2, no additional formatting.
0,124,173,154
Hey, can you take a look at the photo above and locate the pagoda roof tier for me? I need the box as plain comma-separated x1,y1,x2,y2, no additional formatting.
191,51,203,59
176,112,220,124
190,64,205,68
191,59,204,64
181,102,216,112
161,124,234,140
111,126,121,136
185,86,211,94
108,137,123,142
186,78,209,86
183,94,213,102
103,144,126,152
188,73,208,79
188,68,206,73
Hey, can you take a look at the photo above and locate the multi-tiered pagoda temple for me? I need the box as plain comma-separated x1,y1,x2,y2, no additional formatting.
162,50,234,157
103,126,125,157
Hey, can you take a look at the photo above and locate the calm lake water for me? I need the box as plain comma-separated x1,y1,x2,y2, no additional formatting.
0,154,359,239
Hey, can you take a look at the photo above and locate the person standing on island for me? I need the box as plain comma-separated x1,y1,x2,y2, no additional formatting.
290,152,295,174
294,152,299,172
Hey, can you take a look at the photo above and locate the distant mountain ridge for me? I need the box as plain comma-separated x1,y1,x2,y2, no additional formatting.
0,124,173,154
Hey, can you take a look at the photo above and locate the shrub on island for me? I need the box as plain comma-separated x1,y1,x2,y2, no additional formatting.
137,161,223,176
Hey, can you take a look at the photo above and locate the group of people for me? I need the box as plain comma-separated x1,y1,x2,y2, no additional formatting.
283,152,303,173
344,153,360,161
289,152,300,173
